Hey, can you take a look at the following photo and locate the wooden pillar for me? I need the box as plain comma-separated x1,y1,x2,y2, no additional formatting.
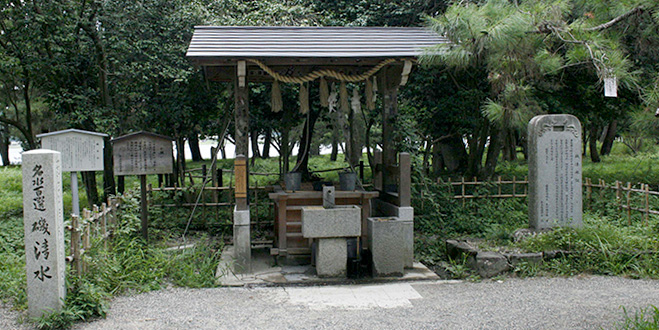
399,152,411,207
378,65,403,191
235,155,248,210
234,61,250,207
234,61,249,157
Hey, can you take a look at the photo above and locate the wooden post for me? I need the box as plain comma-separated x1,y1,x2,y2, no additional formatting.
71,215,82,275
398,152,411,207
645,184,650,225
202,165,207,182
101,203,108,250
448,177,452,195
140,175,148,240
211,148,218,203
378,65,403,191
234,61,250,158
586,178,592,208
461,177,465,206
83,209,91,274
254,179,259,227
512,176,516,198
373,150,382,191
626,182,632,224
497,176,502,197
235,155,248,210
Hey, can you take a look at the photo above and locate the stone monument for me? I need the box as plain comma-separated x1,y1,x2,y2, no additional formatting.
528,114,582,230
22,150,66,318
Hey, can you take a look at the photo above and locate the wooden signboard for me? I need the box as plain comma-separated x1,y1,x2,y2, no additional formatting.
111,132,174,176
234,156,247,199
37,129,107,172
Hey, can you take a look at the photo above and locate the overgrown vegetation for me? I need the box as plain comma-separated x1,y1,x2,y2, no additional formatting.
0,166,224,329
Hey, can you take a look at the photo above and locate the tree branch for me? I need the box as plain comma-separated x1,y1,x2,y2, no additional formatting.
585,6,644,31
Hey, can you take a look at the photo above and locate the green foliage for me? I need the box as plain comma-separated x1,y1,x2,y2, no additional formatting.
617,305,659,330
0,216,27,309
0,166,23,217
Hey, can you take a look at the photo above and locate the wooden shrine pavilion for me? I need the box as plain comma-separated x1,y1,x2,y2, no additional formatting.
186,26,447,271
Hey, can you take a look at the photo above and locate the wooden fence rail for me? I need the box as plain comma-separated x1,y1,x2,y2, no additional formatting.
66,196,121,275
440,177,658,225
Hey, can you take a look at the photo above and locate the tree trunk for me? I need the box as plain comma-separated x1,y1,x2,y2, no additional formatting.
292,109,320,179
102,137,115,199
176,137,186,186
250,130,260,166
0,124,9,166
262,128,272,159
600,120,617,156
188,132,203,162
330,120,339,161
466,122,488,178
481,128,504,179
422,138,431,175
589,125,601,163
117,176,125,194
82,171,99,207
432,142,443,176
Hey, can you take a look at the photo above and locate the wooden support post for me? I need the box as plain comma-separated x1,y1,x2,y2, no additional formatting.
71,215,82,275
461,177,465,206
626,182,632,224
158,174,163,188
140,175,148,241
235,155,248,210
254,180,259,227
276,196,288,256
211,148,218,203
234,62,250,158
373,150,383,191
645,184,650,225
398,152,411,207
512,176,516,198
202,165,207,182
497,176,502,197
83,209,91,274
378,65,403,191
101,203,108,250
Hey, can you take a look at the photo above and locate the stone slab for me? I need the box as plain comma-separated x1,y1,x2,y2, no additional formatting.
22,150,66,318
302,205,361,238
216,244,438,286
368,217,404,277
470,251,509,278
38,129,106,172
504,252,543,266
371,199,413,220
316,238,347,277
528,114,582,230
445,239,479,260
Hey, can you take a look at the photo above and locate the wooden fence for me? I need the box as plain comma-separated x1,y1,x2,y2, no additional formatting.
441,176,658,224
66,197,121,275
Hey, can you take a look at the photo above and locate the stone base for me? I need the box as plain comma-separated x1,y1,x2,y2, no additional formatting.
371,199,414,268
233,207,251,273
316,238,347,277
368,218,404,277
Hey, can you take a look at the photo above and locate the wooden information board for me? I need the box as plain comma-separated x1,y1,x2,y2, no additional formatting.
37,129,107,172
111,132,174,176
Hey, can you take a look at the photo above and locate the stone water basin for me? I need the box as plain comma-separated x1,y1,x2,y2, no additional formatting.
301,205,361,238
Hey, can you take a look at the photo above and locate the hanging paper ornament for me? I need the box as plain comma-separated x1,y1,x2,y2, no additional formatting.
328,83,338,113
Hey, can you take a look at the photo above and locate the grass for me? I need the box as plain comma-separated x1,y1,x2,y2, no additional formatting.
618,305,659,330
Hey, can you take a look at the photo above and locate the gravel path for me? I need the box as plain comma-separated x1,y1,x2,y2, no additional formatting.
68,276,657,330
5,276,658,329
0,303,30,330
